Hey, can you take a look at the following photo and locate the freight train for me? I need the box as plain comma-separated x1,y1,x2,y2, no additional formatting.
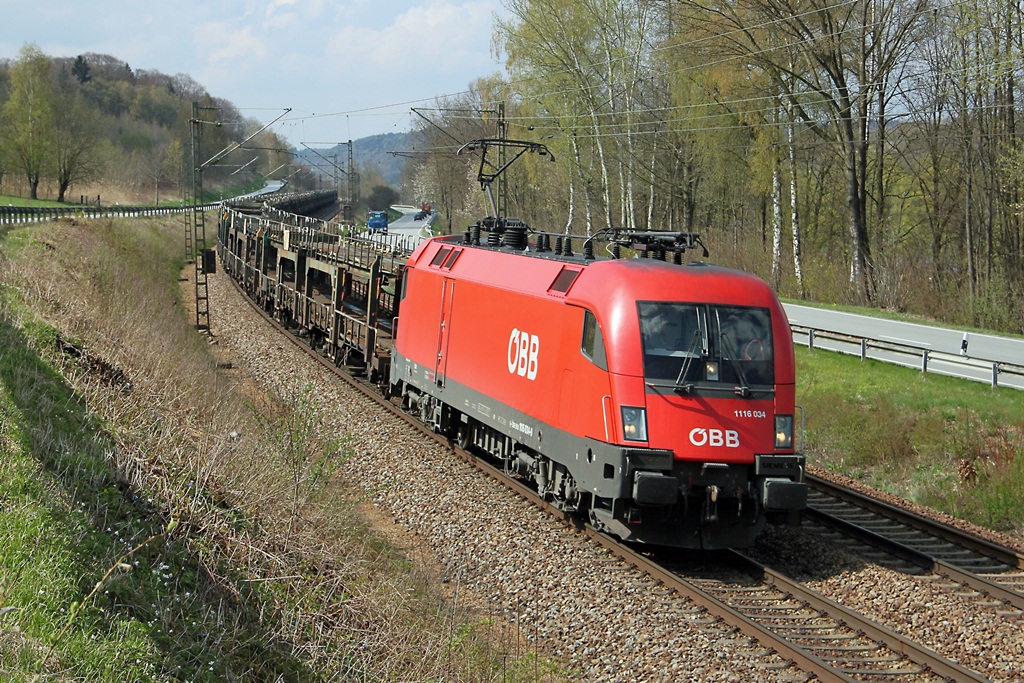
218,202,807,549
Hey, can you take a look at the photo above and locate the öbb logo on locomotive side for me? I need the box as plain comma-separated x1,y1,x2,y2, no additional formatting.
507,328,540,380
689,428,740,448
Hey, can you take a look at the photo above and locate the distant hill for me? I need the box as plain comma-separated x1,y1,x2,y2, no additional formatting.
295,133,410,189
0,48,318,201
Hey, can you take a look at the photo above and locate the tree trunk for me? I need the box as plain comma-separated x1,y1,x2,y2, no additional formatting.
787,108,804,297
840,109,873,303
771,106,783,290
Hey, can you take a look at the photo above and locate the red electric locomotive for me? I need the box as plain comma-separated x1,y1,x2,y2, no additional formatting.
390,223,806,549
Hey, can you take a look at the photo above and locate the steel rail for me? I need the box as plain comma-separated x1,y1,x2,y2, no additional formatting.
725,551,989,683
805,506,1024,613
446,456,990,682
808,474,1024,571
807,475,1024,619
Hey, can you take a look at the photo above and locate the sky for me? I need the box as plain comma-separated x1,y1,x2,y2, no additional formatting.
2,0,510,149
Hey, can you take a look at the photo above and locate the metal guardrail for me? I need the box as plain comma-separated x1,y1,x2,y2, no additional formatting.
791,324,1024,389
0,203,212,225
0,189,335,226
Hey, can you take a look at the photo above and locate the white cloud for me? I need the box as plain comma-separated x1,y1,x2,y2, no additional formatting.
328,2,497,76
196,22,267,64
263,0,315,30
267,0,299,13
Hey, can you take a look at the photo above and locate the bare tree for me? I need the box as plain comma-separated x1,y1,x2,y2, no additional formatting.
679,0,931,302
405,83,495,233
53,92,101,202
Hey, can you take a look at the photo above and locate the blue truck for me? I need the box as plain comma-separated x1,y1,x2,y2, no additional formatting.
367,210,388,234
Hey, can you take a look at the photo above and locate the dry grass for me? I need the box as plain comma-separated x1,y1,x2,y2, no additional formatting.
0,216,559,681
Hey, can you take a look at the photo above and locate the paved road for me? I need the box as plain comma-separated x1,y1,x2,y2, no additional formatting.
783,303,1024,389
357,205,435,252
386,204,435,240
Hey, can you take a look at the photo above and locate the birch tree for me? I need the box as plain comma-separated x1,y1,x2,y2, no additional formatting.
497,0,655,232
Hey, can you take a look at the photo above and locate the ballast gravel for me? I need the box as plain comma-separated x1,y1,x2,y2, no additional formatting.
206,269,1023,682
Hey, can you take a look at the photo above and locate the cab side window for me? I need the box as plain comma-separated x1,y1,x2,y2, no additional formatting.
400,267,412,301
582,310,608,370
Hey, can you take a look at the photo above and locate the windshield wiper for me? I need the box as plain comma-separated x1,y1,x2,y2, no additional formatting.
673,329,704,393
719,335,752,398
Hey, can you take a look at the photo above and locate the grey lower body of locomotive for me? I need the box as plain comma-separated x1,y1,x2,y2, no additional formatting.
391,353,806,550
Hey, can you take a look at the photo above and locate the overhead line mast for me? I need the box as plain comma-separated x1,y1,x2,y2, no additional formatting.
188,101,215,333
187,103,290,332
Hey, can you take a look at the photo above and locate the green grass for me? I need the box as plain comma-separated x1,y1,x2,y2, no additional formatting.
798,346,1024,533
1,178,267,209
0,289,311,681
0,219,317,680
0,194,69,208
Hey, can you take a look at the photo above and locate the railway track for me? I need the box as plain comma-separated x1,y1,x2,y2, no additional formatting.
805,474,1024,619
644,548,987,683
224,271,1008,682
435,436,997,681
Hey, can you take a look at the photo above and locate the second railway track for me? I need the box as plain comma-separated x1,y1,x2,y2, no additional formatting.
805,474,1024,618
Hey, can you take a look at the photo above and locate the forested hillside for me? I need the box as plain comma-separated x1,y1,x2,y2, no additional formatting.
407,1,1024,334
0,45,313,204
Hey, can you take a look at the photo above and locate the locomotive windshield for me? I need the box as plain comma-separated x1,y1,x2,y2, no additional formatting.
639,302,774,388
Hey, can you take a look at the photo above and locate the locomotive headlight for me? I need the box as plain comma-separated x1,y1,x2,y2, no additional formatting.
621,406,648,442
775,414,794,450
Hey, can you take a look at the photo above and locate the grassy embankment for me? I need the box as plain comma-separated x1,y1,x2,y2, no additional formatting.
1,195,65,208
0,216,562,681
799,345,1024,535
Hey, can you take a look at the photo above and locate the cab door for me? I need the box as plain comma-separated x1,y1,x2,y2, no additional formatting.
434,277,455,386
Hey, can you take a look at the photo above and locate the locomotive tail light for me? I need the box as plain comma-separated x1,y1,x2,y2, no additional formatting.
775,415,794,450
621,406,648,442
705,361,719,381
